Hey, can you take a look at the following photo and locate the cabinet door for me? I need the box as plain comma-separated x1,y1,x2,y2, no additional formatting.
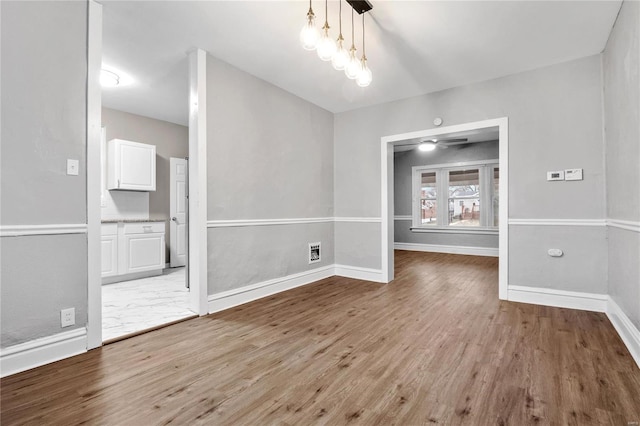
124,233,165,274
108,139,156,191
101,235,118,277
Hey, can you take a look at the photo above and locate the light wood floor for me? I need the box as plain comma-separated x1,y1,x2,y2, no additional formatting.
2,251,639,425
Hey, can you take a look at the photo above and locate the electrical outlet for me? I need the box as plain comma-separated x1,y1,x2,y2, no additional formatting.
61,308,75,327
66,159,79,176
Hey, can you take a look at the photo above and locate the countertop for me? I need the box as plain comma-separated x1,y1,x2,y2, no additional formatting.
101,219,166,224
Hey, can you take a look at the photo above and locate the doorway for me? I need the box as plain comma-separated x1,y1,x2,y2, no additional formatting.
86,1,207,348
98,133,193,342
380,117,509,299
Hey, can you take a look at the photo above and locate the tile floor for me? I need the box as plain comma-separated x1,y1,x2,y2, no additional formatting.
102,267,195,341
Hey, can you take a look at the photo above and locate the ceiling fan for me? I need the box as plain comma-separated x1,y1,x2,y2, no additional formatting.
396,138,469,152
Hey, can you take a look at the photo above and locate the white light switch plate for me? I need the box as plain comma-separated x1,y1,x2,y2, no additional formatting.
565,168,583,181
66,159,79,176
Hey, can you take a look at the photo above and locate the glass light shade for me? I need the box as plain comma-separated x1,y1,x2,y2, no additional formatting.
344,48,360,79
100,69,119,87
418,142,437,152
300,15,320,51
356,58,372,87
317,27,337,61
331,38,349,70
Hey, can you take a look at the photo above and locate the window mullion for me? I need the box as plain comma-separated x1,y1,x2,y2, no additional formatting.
481,166,489,228
412,168,419,227
440,170,449,226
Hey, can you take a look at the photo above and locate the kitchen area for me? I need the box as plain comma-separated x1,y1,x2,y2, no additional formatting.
100,107,194,342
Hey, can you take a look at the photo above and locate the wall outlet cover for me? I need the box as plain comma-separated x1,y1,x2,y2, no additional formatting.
66,159,79,176
548,249,564,257
61,307,75,327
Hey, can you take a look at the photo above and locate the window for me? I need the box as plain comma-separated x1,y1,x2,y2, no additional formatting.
412,160,498,232
420,172,437,226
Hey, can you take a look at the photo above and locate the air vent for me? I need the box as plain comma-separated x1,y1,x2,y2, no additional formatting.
309,242,321,264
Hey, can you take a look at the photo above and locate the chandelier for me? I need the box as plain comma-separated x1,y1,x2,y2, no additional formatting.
300,0,373,87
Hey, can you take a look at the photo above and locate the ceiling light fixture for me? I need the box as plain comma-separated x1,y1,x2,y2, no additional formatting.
300,0,320,50
418,141,437,152
100,69,120,87
317,0,337,61
301,0,373,87
344,7,360,79
331,0,349,71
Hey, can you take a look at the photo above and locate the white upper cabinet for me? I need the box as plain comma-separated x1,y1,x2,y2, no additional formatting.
107,139,156,191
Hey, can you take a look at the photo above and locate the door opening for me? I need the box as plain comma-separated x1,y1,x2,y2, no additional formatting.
380,117,509,299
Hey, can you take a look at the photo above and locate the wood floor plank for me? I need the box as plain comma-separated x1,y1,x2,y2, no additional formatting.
2,250,639,425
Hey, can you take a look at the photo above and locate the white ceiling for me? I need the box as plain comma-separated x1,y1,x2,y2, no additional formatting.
100,1,622,126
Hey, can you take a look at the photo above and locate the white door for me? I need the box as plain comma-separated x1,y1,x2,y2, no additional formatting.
170,157,188,267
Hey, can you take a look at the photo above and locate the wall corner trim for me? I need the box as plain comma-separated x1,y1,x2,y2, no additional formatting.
607,297,640,369
507,285,608,312
394,242,499,257
0,328,87,377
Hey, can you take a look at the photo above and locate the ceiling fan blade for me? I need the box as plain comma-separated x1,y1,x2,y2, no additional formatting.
438,138,468,143
439,140,471,146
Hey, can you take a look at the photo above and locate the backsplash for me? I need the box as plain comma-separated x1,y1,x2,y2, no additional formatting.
101,190,149,221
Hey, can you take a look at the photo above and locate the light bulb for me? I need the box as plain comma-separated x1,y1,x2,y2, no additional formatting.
356,57,372,87
331,36,349,70
344,47,359,79
300,12,319,51
317,25,337,61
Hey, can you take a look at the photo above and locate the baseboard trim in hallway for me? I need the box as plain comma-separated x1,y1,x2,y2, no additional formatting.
507,285,608,313
0,328,87,378
208,265,335,314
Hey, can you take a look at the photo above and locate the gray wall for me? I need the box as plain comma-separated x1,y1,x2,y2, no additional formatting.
334,55,607,293
394,141,499,248
101,107,189,262
206,55,334,294
1,1,88,347
603,0,640,328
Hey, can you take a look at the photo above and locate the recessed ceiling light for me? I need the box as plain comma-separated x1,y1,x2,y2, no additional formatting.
100,69,120,87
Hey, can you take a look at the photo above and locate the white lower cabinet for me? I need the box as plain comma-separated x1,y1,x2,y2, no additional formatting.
122,223,165,274
101,221,165,280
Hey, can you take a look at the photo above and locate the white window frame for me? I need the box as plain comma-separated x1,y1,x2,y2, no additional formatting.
411,159,499,234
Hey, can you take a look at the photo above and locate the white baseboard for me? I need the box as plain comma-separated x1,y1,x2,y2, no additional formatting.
507,286,640,368
394,242,499,257
208,265,335,314
607,297,640,369
507,285,608,313
334,264,385,282
0,328,87,377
